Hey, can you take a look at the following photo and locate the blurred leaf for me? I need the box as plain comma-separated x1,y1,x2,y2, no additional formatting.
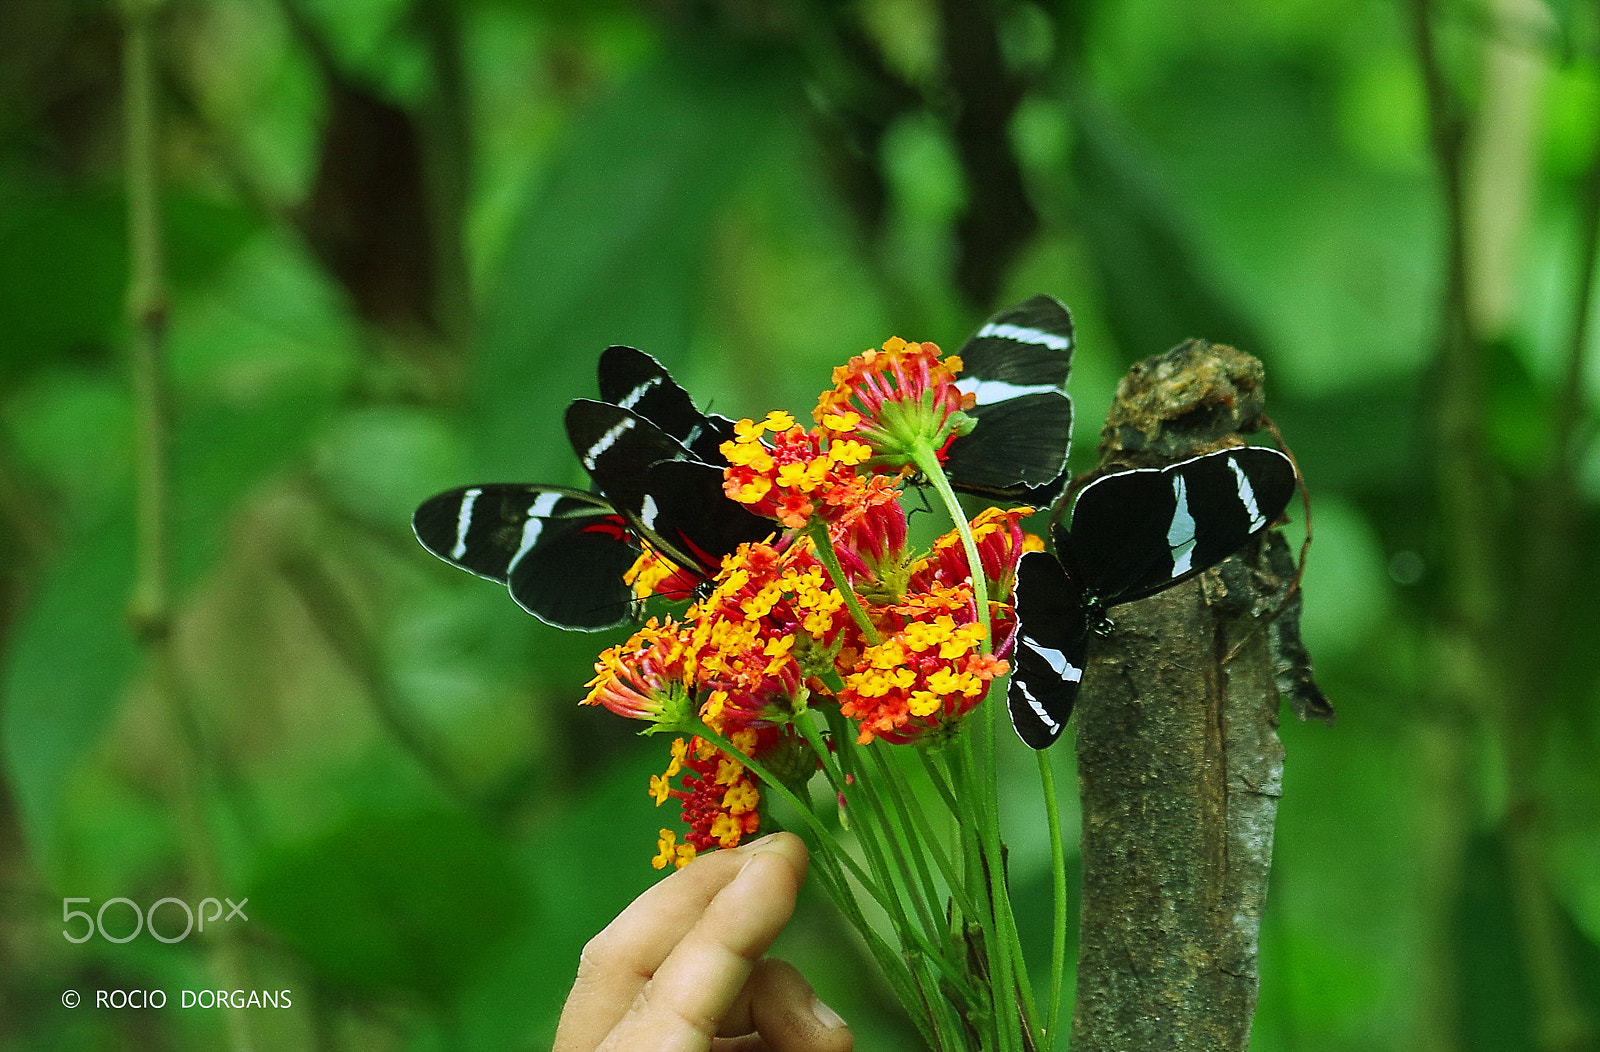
2,363,133,521
0,195,123,377
249,805,530,996
1067,89,1268,361
1293,495,1397,661
0,508,138,876
315,406,463,531
1455,832,1535,1051
1485,337,1556,474
1263,711,1426,1047
166,232,359,583
0,193,257,380
472,48,794,479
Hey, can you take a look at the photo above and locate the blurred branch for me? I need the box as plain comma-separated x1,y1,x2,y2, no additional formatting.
1409,0,1498,630
123,0,170,641
1499,3,1600,1045
802,0,1039,310
1406,8,1488,1050
934,0,1039,308
276,0,465,403
413,0,474,352
120,4,252,1049
801,0,922,324
1463,0,1549,339
1410,0,1598,1049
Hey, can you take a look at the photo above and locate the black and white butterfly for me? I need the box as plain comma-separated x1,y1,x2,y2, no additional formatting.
1006,446,1298,749
413,346,772,631
943,294,1075,503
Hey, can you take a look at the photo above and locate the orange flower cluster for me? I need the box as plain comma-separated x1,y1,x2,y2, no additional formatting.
720,410,877,528
839,583,1005,745
648,731,771,868
584,337,1038,866
813,337,975,472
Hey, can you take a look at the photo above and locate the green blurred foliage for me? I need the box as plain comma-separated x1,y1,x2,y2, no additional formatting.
0,0,1596,1049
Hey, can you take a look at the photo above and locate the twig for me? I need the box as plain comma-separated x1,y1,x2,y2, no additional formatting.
120,3,252,1049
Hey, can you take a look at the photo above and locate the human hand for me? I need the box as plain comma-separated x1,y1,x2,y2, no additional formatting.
554,832,853,1052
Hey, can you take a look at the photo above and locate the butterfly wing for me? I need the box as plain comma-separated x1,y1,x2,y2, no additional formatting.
640,460,775,574
1006,447,1297,746
1006,549,1091,749
565,398,695,522
1063,447,1298,608
505,509,642,630
412,484,640,630
597,345,738,463
944,294,1075,500
567,399,772,577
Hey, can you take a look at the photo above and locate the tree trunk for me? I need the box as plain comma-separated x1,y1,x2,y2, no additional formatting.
1069,340,1315,1051
1070,562,1284,1051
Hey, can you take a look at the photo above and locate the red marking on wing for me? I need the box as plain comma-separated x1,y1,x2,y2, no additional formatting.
581,514,633,543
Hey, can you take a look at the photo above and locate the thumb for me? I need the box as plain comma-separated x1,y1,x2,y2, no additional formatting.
719,958,853,1052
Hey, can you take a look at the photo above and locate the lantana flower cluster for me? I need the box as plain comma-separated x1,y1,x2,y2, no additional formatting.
583,336,1035,867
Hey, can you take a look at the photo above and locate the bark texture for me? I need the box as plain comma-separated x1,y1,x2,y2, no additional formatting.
1069,340,1295,1052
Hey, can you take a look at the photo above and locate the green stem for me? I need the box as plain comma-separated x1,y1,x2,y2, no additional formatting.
910,446,1031,1050
1038,752,1069,1045
909,450,992,645
863,745,949,944
689,720,881,901
918,745,967,824
807,521,882,645
822,713,976,997
888,748,983,922
123,0,170,639
693,718,953,1044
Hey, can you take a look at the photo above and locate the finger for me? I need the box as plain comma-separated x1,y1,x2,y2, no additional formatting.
596,841,806,1052
554,834,805,1052
718,958,853,1052
555,847,752,1052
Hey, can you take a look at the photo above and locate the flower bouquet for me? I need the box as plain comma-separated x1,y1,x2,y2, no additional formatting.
414,296,1297,1051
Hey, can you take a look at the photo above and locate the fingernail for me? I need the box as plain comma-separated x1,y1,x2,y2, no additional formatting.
811,995,847,1030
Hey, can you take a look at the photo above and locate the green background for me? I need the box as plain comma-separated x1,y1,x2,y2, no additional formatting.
1,0,1597,1048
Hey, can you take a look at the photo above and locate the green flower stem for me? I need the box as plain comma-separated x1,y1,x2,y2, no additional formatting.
803,722,922,942
821,714,977,998
910,445,1030,1052
813,845,937,1046
784,714,966,999
946,726,1017,1051
917,745,966,824
691,720,945,1045
862,745,948,943
790,704,852,803
877,746,980,924
807,521,881,645
907,448,992,646
1038,752,1068,1044
688,720,878,902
